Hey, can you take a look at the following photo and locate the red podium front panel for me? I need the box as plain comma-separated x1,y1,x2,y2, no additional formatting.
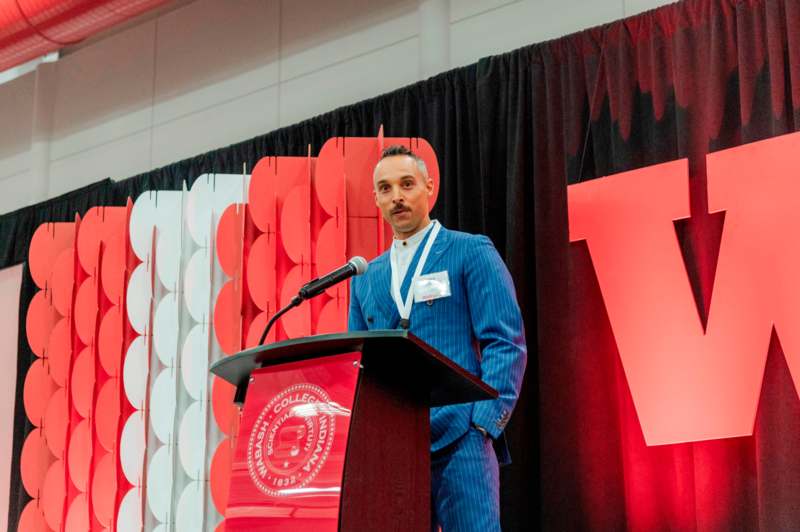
226,352,361,531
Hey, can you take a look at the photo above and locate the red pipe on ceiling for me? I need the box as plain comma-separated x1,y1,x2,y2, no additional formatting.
0,0,173,73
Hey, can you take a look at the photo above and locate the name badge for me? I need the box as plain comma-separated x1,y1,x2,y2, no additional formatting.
414,271,451,303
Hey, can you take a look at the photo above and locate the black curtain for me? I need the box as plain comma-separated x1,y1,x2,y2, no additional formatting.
8,0,800,529
6,63,542,530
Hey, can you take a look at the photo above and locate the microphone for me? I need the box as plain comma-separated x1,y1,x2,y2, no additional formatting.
258,257,369,346
298,256,368,300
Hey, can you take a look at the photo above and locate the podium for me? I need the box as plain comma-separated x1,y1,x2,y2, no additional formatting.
210,330,497,532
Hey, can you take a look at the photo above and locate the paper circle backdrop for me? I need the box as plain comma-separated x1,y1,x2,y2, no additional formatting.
17,139,440,531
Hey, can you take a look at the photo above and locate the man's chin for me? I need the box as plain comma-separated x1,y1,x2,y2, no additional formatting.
392,221,422,237
388,212,410,225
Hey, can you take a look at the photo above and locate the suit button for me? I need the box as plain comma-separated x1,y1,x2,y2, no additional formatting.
426,300,433,306
366,317,374,323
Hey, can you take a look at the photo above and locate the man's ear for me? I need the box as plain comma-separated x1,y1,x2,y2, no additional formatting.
426,177,434,195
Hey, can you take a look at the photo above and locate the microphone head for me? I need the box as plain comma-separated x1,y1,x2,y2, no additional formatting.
349,256,369,275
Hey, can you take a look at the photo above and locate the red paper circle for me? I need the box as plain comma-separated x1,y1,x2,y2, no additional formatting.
23,359,56,426
248,157,277,233
43,388,67,457
411,139,440,209
41,460,65,530
213,280,242,355
50,248,75,317
210,439,232,514
20,428,53,498
383,218,394,251
346,217,381,261
29,222,75,290
216,204,244,278
47,318,71,387
245,233,276,312
279,265,311,338
77,208,126,276
76,208,103,275
279,185,311,264
65,492,89,532
18,499,49,532
245,311,274,348
26,290,59,358
74,277,98,345
211,378,238,436
67,419,91,491
315,217,346,297
315,298,347,335
98,306,123,377
343,140,381,217
315,141,346,216
71,347,94,418
91,453,116,526
94,379,120,452
101,232,126,304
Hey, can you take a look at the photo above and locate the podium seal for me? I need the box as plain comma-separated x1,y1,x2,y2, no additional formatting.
246,382,337,496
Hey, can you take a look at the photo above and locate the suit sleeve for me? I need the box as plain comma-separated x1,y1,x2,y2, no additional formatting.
348,277,368,331
465,235,527,439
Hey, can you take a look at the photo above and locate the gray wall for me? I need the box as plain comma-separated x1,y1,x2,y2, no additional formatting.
0,0,674,214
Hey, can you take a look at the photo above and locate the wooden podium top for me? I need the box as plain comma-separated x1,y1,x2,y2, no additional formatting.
210,329,497,407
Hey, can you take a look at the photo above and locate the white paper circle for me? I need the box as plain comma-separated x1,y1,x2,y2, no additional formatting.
150,370,176,444
123,336,148,409
181,324,208,401
178,401,205,479
153,525,168,532
155,227,181,292
120,411,146,485
146,445,173,523
152,190,183,231
129,192,157,261
183,248,211,323
153,293,179,367
187,174,248,246
126,263,152,335
175,481,204,532
116,487,143,532
187,176,213,246
208,515,224,531
212,174,248,212
132,191,182,261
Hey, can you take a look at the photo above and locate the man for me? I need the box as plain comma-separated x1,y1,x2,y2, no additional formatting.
348,145,527,531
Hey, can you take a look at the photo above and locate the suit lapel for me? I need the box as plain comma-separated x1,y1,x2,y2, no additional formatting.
370,224,453,328
368,253,399,325
399,223,438,300
418,225,453,275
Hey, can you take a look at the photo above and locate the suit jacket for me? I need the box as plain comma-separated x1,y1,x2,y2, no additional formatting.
348,224,527,453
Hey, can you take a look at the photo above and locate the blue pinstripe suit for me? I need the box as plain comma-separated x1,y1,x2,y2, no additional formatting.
348,224,527,531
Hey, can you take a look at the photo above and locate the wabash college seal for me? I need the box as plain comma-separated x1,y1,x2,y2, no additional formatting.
246,383,336,496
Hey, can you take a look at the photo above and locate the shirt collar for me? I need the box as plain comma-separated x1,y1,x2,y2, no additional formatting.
392,219,436,250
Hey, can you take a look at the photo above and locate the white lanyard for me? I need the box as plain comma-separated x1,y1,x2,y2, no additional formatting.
390,221,441,321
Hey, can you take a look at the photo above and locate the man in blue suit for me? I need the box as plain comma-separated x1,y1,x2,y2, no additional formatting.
348,145,527,531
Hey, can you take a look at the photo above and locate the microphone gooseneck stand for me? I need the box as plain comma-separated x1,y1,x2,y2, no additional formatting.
257,295,302,346
256,256,368,347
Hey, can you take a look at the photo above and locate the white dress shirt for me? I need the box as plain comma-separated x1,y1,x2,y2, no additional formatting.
391,220,436,285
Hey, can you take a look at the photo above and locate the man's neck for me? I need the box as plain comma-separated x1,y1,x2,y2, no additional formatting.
394,217,432,241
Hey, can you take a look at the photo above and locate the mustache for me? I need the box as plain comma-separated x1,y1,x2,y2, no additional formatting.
390,205,410,214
